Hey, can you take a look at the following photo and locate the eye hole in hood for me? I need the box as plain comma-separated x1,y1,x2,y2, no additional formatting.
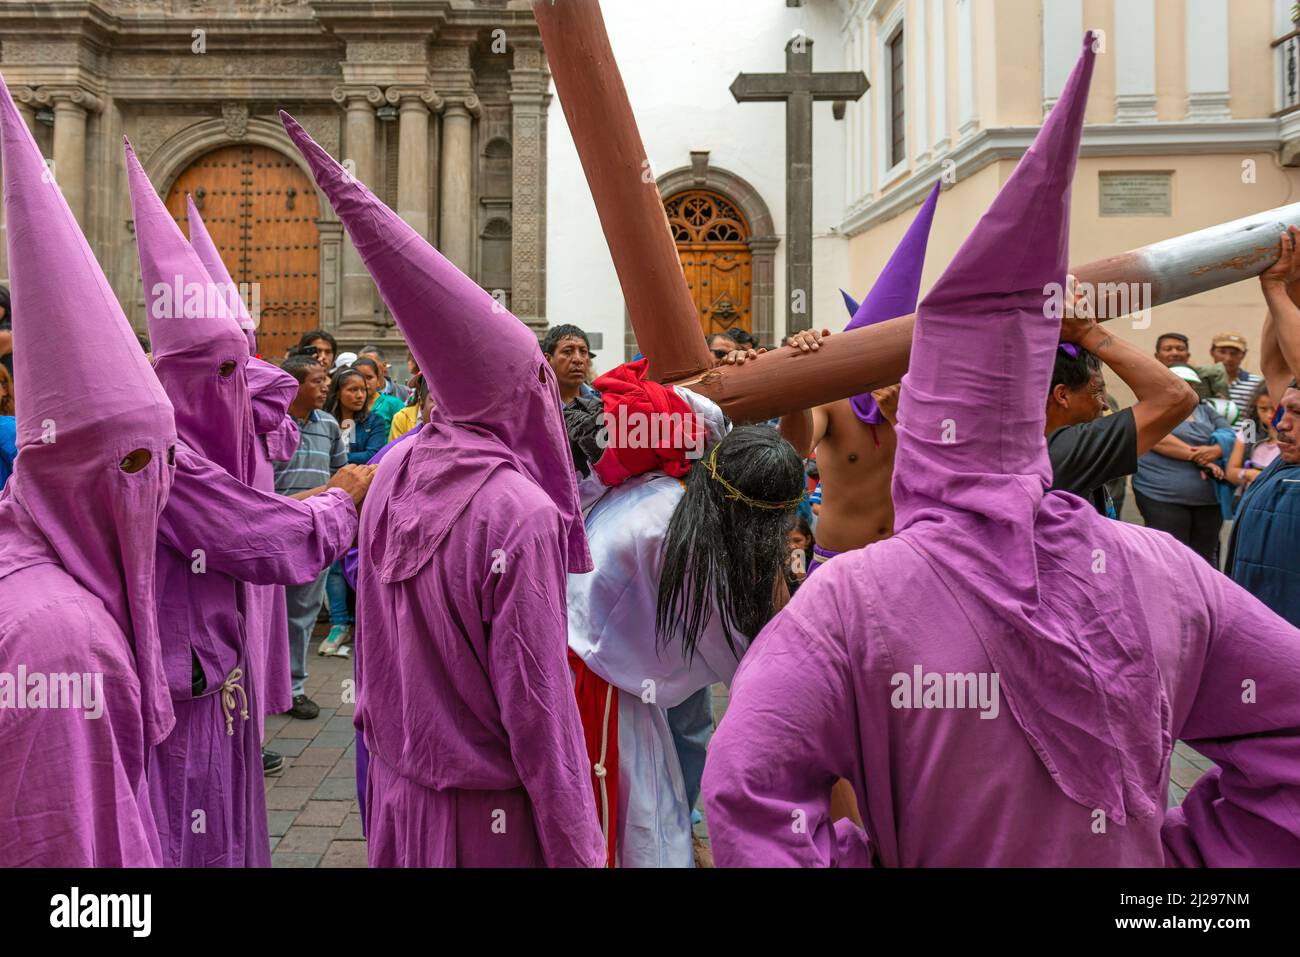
119,447,153,474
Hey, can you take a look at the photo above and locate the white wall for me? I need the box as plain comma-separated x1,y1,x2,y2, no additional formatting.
545,0,850,362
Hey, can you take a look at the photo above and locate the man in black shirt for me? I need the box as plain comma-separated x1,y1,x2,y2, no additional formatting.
1047,276,1199,516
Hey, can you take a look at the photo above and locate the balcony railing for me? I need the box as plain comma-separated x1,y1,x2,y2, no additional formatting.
1274,27,1300,116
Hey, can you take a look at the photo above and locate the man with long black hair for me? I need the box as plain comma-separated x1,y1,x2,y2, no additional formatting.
567,424,805,867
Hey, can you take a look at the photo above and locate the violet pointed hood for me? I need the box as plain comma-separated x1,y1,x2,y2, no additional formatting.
0,72,176,746
840,182,939,424
125,138,255,484
186,194,258,353
279,110,591,575
891,35,1166,825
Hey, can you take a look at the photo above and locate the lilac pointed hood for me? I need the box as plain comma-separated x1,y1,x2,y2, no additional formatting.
279,110,591,575
841,182,939,423
891,36,1166,825
126,138,256,483
186,194,258,353
0,72,176,746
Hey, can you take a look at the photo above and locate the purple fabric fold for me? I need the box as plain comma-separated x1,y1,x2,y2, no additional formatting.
840,182,940,425
280,111,603,867
126,138,256,485
0,72,176,749
0,69,176,865
891,35,1166,825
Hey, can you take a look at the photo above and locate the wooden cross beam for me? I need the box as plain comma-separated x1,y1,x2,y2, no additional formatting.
731,38,868,335
537,1,1300,424
532,0,711,384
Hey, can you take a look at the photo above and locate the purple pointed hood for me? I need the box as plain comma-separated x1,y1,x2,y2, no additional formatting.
186,194,258,353
0,72,176,746
891,36,1166,825
279,110,591,575
125,138,256,484
841,182,939,424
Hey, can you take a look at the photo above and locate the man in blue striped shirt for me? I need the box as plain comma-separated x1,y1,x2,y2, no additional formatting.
1211,332,1262,413
274,353,347,718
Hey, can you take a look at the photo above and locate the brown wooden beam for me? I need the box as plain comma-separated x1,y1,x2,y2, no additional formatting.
532,0,712,383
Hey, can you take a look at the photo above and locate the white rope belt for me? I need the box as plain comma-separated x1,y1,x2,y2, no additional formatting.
593,683,615,860
220,667,250,737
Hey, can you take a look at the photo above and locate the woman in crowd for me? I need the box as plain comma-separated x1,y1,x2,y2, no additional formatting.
1227,380,1282,491
1131,365,1234,564
319,367,386,657
352,355,404,436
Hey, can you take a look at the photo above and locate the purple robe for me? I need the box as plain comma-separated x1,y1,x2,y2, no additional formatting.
149,443,356,866
282,110,604,867
127,142,357,866
245,358,302,723
701,528,1300,866
702,36,1300,867
0,72,176,865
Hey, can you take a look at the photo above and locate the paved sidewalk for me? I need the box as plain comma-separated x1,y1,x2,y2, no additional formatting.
263,651,364,868
264,669,1211,867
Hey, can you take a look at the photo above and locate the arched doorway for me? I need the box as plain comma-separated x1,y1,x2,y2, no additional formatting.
164,144,321,359
665,189,753,338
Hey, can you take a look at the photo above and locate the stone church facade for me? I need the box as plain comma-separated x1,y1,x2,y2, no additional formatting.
0,0,549,359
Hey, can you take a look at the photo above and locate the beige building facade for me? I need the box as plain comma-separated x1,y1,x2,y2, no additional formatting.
839,0,1300,401
0,0,549,359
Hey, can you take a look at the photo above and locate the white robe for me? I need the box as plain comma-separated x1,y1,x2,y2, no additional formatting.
567,472,741,868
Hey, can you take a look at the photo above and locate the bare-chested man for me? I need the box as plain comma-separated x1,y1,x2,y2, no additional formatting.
790,369,900,568
718,329,900,566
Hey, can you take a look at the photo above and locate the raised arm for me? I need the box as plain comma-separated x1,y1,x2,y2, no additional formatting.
1062,278,1197,456
701,605,870,867
159,444,363,586
1261,227,1300,402
1161,560,1300,866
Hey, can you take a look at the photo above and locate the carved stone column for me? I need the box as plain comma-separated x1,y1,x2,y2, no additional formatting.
331,84,383,333
40,87,101,227
387,85,441,241
11,87,39,136
438,95,479,274
509,42,549,330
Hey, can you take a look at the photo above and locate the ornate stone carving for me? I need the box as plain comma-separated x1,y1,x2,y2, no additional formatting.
510,96,544,321
347,40,428,63
1,41,83,65
430,45,472,71
331,84,384,107
32,86,105,114
384,85,444,112
221,101,248,139
116,53,336,77
292,111,340,157
111,0,307,12
128,113,207,166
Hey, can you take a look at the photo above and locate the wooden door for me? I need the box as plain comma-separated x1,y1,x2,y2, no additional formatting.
666,189,752,338
165,144,321,360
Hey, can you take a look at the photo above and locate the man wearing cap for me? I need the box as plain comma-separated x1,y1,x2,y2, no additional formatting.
1210,332,1262,413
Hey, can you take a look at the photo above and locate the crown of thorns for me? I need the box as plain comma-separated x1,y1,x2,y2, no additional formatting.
705,444,804,511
